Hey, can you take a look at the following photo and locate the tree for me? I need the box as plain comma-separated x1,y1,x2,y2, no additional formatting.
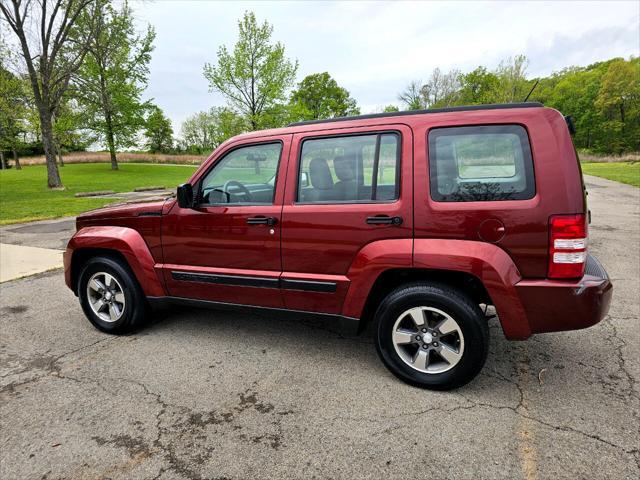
383,104,399,112
457,67,500,105
0,34,27,169
0,0,101,188
53,97,90,165
399,69,462,111
496,55,529,102
180,107,246,154
203,11,298,130
398,80,424,110
73,1,155,170
541,67,603,150
144,105,173,153
289,72,359,121
536,57,639,153
595,59,640,152
422,68,461,107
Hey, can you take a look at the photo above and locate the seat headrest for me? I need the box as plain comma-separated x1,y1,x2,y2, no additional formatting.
436,141,458,176
334,155,356,182
309,158,333,190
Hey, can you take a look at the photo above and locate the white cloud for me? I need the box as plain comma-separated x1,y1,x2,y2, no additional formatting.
131,0,640,126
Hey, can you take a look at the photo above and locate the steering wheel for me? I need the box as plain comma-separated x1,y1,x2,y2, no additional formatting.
222,180,253,202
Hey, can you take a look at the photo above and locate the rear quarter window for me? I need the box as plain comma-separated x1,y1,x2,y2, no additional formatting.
428,125,535,202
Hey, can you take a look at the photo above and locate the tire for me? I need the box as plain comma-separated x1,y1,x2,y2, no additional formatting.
374,282,489,390
77,255,149,334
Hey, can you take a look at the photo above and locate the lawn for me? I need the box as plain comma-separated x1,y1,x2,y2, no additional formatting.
581,162,640,187
0,163,197,225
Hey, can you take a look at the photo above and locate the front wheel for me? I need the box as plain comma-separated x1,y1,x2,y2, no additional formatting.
374,282,489,390
78,256,149,334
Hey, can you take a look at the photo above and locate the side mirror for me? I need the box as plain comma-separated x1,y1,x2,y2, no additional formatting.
177,183,195,208
300,171,310,188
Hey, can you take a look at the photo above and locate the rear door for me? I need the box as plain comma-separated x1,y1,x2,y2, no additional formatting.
280,124,413,314
161,135,290,307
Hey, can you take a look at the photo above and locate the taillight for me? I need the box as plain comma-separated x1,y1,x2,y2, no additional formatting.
549,214,587,279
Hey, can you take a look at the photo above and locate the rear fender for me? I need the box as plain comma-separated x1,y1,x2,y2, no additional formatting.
341,239,413,319
413,239,529,339
65,226,165,297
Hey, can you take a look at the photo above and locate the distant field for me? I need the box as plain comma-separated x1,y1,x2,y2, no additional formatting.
581,162,639,187
18,151,206,166
0,163,197,225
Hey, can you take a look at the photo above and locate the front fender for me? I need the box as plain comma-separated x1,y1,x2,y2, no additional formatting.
413,239,529,339
64,226,166,297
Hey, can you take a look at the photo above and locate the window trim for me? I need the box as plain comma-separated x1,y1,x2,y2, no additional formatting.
427,124,536,203
196,140,284,207
294,130,402,205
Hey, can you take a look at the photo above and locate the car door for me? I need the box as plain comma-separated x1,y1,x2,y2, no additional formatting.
280,124,413,314
161,135,291,307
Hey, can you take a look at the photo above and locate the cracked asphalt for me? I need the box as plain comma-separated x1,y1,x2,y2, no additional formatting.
0,175,638,480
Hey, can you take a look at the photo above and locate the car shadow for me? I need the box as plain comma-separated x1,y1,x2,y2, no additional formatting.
140,303,555,396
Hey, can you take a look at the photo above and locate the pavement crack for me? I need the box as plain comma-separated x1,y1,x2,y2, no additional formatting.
602,314,639,403
0,337,116,396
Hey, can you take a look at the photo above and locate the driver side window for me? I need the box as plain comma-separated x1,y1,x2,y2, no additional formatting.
199,142,282,205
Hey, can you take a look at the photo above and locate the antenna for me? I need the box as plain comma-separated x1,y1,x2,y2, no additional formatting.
523,80,539,102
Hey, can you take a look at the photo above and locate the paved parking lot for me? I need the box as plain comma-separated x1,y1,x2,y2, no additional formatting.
1,175,638,480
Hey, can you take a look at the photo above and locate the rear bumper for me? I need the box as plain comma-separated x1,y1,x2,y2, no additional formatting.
515,254,612,335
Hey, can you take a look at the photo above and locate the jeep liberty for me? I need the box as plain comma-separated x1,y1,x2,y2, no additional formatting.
64,102,612,389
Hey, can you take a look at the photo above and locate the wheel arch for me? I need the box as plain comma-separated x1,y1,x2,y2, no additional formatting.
343,238,531,340
65,226,166,298
357,268,493,334
69,248,130,295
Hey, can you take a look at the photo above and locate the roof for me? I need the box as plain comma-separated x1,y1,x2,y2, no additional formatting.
287,102,544,127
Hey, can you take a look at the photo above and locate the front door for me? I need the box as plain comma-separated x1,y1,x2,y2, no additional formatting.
280,125,413,314
161,136,290,307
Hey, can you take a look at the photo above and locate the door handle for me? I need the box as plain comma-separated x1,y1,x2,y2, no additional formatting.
247,216,277,226
366,215,403,225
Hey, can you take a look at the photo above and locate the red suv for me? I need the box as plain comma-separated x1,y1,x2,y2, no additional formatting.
64,103,612,389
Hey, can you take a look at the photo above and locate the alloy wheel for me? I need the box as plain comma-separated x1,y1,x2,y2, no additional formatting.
86,272,126,323
391,306,465,374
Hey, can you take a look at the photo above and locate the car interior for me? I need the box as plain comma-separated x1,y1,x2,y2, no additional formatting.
198,135,399,205
299,135,399,203
431,132,529,201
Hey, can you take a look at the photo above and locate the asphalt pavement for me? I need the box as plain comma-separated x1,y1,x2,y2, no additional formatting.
0,175,638,480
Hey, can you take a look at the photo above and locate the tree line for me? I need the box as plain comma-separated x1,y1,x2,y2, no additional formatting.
397,55,639,154
1,2,638,190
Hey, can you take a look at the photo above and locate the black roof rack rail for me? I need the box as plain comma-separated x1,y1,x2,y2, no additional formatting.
287,102,544,127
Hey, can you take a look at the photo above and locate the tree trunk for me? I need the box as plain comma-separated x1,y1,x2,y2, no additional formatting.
105,110,119,170
0,151,5,170
55,141,65,166
13,148,21,170
39,107,63,188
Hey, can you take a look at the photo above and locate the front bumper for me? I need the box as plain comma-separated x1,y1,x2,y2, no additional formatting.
63,248,73,291
515,254,612,335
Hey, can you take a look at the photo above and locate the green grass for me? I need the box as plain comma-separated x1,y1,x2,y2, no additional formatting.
0,163,197,225
581,162,640,187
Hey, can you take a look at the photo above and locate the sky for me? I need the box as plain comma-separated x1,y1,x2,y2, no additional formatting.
131,0,640,132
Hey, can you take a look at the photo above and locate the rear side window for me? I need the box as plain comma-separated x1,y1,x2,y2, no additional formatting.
428,125,535,202
297,133,400,203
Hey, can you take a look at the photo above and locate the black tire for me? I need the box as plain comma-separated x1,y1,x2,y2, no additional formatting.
77,255,149,334
374,282,489,390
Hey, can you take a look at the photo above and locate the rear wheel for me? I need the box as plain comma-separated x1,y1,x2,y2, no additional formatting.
374,282,489,390
78,256,149,334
